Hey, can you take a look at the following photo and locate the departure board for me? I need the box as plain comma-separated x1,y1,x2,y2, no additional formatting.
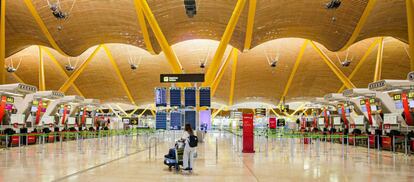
155,111,167,130
184,87,196,107
199,87,211,107
185,110,196,130
155,87,167,107
170,88,181,107
170,111,182,130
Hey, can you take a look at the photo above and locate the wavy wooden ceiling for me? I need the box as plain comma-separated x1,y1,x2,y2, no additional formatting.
3,0,411,107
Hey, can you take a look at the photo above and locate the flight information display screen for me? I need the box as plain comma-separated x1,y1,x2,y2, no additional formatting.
199,87,211,107
170,111,182,130
170,88,181,107
155,111,167,130
155,87,167,107
185,87,196,107
395,101,403,109
185,110,196,130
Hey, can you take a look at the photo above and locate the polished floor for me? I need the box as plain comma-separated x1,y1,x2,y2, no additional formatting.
0,132,414,182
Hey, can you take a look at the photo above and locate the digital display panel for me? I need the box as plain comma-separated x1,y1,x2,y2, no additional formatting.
155,111,167,130
184,87,196,107
370,105,377,111
170,111,181,130
184,110,196,130
410,100,414,108
395,101,403,109
361,105,367,112
409,92,414,99
199,110,211,131
169,88,181,107
155,87,167,107
199,87,211,107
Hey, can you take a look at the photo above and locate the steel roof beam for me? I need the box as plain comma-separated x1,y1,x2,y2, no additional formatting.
59,45,102,92
337,38,381,93
243,0,257,51
103,45,136,105
339,0,377,51
373,37,384,81
228,49,239,106
407,0,414,70
23,0,69,56
204,0,247,86
133,0,155,55
310,41,356,89
41,47,85,97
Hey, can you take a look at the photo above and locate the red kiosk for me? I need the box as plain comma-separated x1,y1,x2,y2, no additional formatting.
242,113,254,153
269,117,276,129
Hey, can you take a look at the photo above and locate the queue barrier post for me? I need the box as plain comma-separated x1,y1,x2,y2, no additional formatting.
392,135,395,154
5,134,8,150
148,136,157,160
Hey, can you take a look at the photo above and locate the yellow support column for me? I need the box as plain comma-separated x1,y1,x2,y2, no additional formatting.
211,49,235,96
337,38,380,93
38,46,46,91
23,0,68,56
0,0,6,84
228,49,239,106
102,45,136,105
133,0,155,54
310,41,356,89
137,106,150,118
243,0,256,51
407,0,414,70
41,47,85,97
279,40,308,104
339,0,377,51
59,45,102,92
204,0,247,86
373,37,384,81
136,0,183,73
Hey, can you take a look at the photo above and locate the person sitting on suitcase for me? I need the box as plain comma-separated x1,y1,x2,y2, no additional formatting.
181,124,198,171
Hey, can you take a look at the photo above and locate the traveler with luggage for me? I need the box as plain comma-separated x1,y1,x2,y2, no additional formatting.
181,124,198,171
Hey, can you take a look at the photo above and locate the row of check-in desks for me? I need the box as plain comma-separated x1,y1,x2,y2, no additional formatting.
0,83,101,146
302,71,414,153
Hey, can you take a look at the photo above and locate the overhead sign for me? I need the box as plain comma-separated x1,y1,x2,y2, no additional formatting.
160,73,204,83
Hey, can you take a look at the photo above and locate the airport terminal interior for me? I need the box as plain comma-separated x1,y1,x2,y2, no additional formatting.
1,0,414,181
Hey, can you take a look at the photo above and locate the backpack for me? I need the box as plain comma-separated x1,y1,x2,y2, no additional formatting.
188,135,198,147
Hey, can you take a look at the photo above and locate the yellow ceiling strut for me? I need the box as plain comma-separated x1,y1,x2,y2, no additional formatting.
107,104,121,119
0,0,5,84
373,37,384,82
269,107,280,117
59,45,102,92
211,48,235,96
339,0,377,51
279,40,308,105
137,105,150,118
133,0,155,55
203,0,247,86
310,41,356,89
243,0,257,51
228,49,239,106
115,104,128,115
407,0,414,70
337,38,381,93
23,0,69,56
102,45,136,105
289,103,306,117
150,104,156,117
41,47,84,97
212,106,225,119
127,106,140,117
38,46,46,91
136,0,183,73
